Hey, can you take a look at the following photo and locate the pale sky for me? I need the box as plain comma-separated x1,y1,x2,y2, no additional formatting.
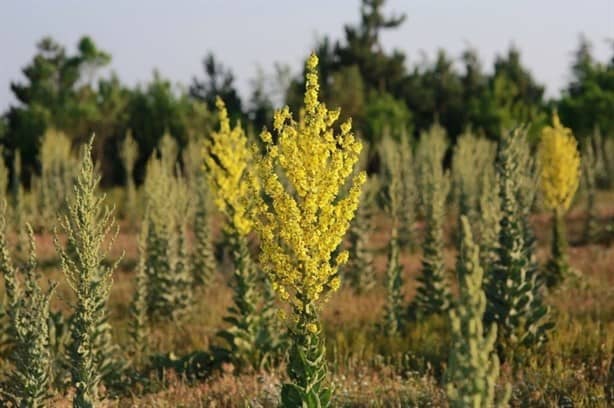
0,0,612,111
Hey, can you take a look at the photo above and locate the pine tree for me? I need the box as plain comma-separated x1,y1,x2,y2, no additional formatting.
446,216,510,407
54,138,123,407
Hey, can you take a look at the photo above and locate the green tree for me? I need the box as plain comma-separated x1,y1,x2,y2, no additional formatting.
190,53,244,123
558,36,614,137
5,36,111,174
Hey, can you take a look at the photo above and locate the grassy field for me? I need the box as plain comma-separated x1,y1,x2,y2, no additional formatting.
9,189,611,407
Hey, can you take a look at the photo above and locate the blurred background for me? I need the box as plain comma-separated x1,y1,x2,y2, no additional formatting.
0,0,612,186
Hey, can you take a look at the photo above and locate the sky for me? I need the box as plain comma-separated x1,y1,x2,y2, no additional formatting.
0,0,612,111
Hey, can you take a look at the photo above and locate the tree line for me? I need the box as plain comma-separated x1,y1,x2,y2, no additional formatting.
0,0,612,186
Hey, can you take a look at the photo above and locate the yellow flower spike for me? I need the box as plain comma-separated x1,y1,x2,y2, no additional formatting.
253,53,365,310
203,98,258,236
538,113,581,213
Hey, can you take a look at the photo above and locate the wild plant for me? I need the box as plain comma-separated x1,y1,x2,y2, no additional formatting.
346,175,377,294
129,218,149,367
253,54,365,407
120,130,138,220
538,113,581,288
582,137,599,243
445,215,510,407
39,129,76,229
409,124,452,318
0,203,55,407
143,155,193,321
54,138,123,407
485,129,553,357
204,97,281,370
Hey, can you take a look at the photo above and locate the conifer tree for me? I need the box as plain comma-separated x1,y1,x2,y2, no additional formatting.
55,138,123,407
446,216,510,408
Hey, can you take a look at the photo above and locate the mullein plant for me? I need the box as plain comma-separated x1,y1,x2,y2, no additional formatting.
38,129,76,230
0,147,8,199
0,203,56,407
159,132,179,171
11,151,26,252
120,130,139,221
381,131,417,250
538,113,581,288
477,166,501,270
143,155,193,321
381,148,405,336
445,216,510,408
129,218,150,367
183,140,216,287
54,138,123,407
345,174,377,294
253,54,365,407
485,129,553,357
204,97,280,370
513,131,540,283
582,138,599,243
452,131,497,229
409,124,453,319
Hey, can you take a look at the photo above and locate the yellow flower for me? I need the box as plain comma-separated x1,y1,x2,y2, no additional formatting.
253,53,365,309
538,113,581,213
306,323,318,334
203,97,258,236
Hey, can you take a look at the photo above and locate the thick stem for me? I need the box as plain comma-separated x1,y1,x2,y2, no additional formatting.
547,209,569,288
282,305,332,408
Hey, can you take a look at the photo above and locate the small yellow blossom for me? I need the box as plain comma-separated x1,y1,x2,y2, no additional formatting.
306,323,318,334
538,113,581,213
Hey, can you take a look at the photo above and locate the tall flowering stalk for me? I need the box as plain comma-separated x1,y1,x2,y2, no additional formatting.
120,131,138,221
446,216,509,407
55,138,123,407
254,54,365,407
203,98,280,370
538,113,581,288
